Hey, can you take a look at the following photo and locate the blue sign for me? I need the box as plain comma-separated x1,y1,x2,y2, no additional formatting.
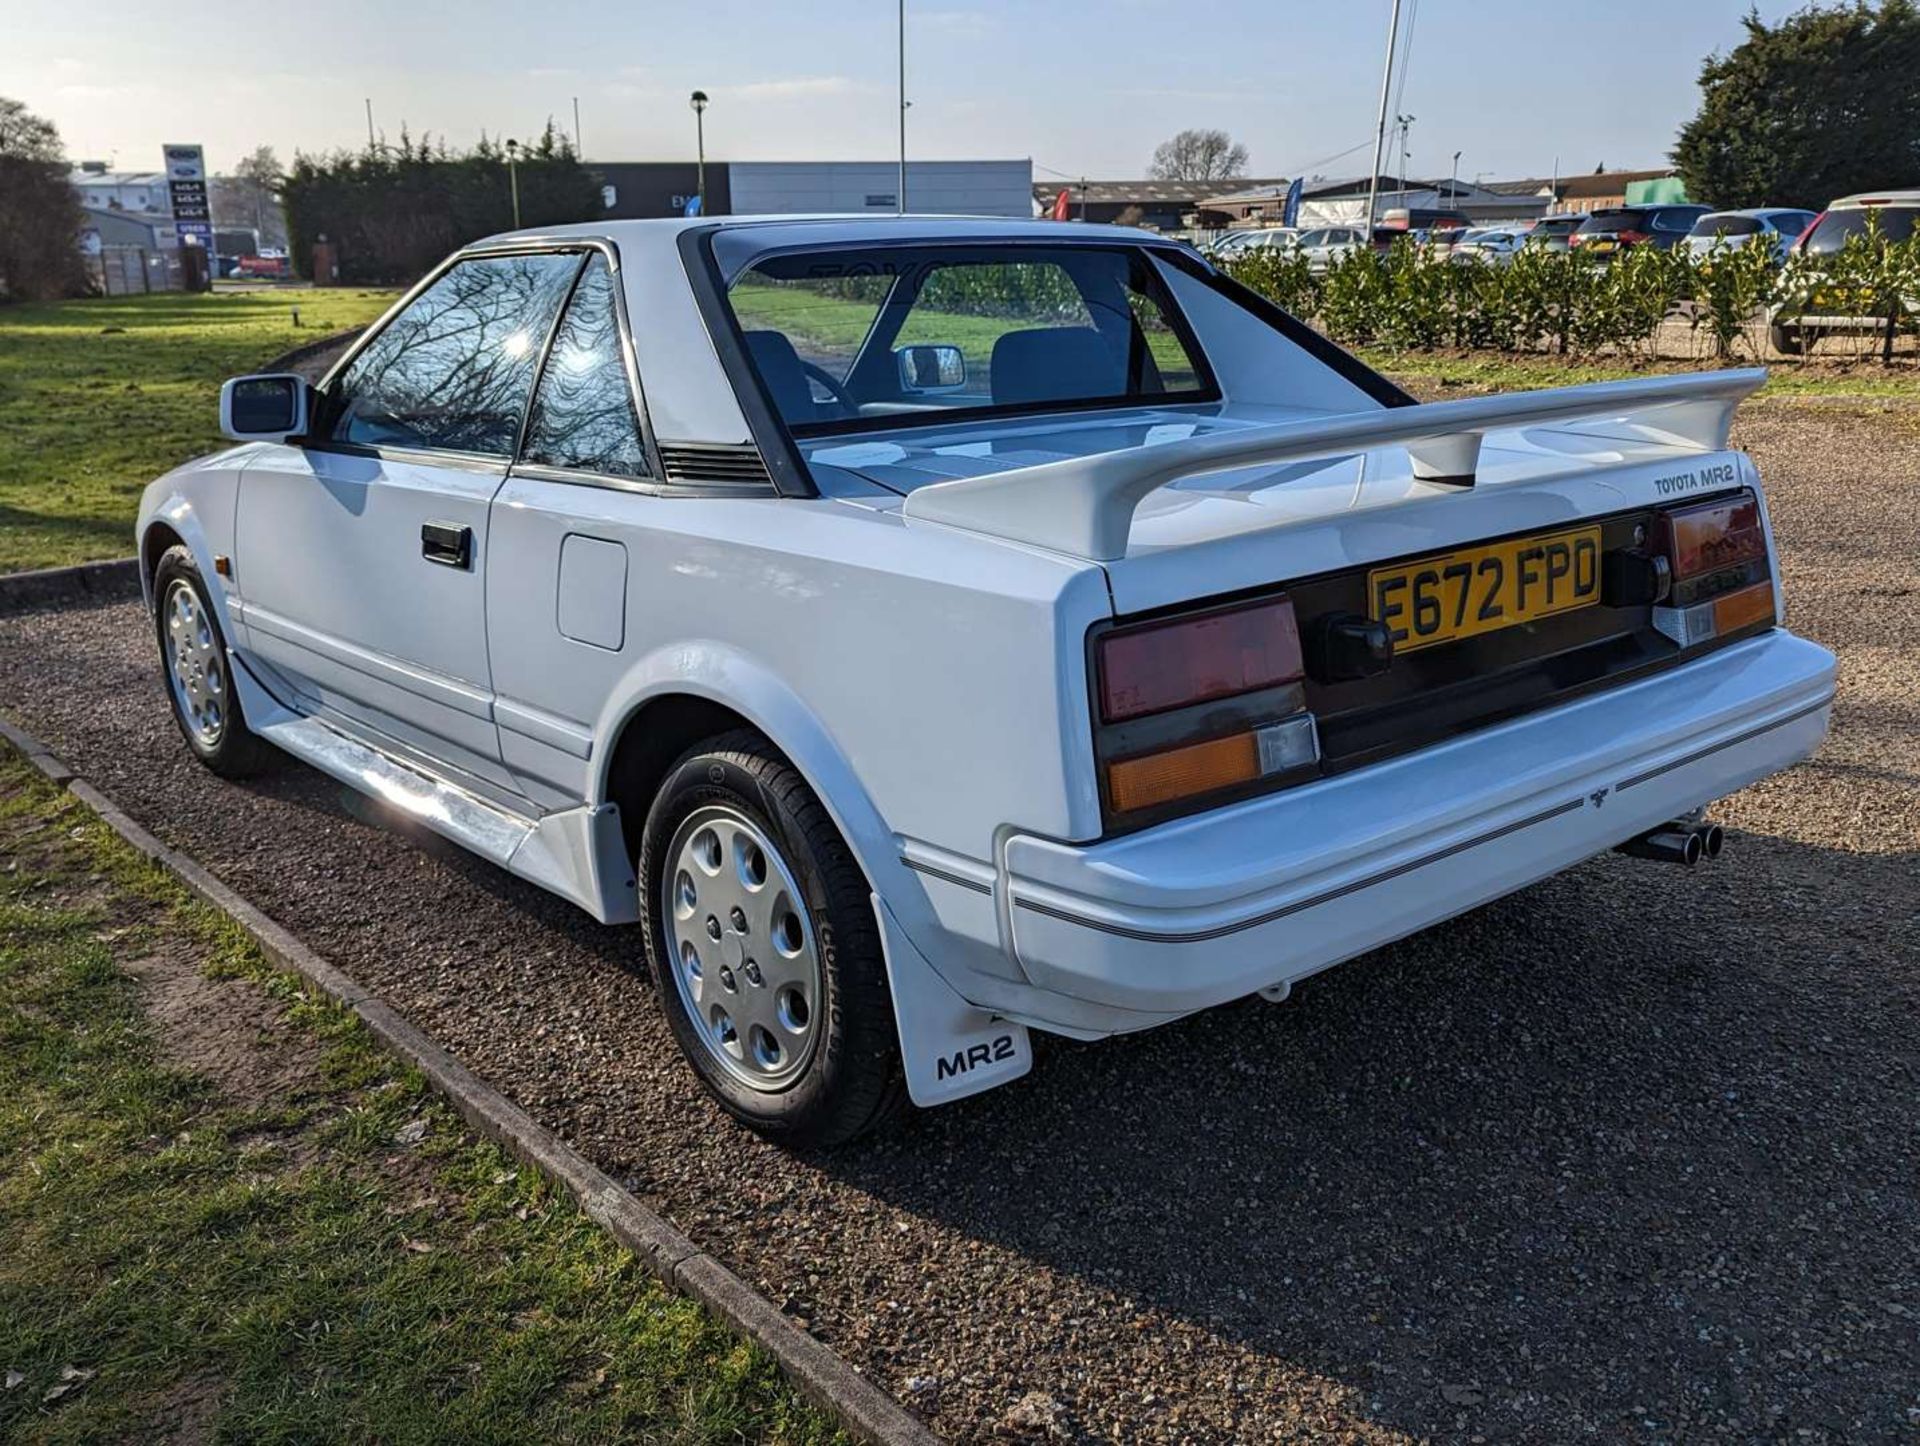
683,193,703,217
1281,177,1304,229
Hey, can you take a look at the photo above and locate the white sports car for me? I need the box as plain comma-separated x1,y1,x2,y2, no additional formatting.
138,217,1835,1144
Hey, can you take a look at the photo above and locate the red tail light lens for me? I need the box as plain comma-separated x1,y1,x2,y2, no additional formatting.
1793,211,1827,251
1097,597,1303,723
1657,494,1766,579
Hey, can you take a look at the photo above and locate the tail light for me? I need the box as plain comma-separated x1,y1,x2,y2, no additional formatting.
1649,490,1775,647
1617,228,1652,246
1092,596,1318,824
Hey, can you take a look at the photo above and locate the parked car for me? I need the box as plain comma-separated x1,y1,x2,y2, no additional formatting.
1525,214,1586,252
1769,190,1920,354
1225,227,1299,257
1571,205,1713,255
1297,225,1367,270
1449,228,1525,265
1684,208,1818,263
141,216,1834,1144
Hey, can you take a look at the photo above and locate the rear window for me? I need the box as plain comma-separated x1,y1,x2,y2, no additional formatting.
1574,209,1644,235
1689,214,1761,238
724,245,1212,434
1803,205,1920,253
1653,207,1710,232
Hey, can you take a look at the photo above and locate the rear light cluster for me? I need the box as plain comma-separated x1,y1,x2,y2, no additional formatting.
1093,597,1318,822
1648,490,1775,647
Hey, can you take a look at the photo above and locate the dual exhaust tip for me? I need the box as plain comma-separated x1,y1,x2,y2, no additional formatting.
1616,819,1725,867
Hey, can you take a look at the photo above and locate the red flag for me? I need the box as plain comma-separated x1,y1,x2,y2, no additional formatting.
1051,188,1072,222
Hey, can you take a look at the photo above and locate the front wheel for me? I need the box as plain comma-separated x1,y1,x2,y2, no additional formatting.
636,731,906,1146
1769,322,1804,356
152,545,272,777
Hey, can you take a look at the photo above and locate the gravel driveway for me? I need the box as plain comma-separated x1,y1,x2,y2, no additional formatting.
2,399,1915,1443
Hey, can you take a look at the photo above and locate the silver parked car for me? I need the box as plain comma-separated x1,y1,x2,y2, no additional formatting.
1684,208,1818,263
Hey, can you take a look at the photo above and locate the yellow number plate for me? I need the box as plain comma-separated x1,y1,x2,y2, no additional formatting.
1368,526,1602,653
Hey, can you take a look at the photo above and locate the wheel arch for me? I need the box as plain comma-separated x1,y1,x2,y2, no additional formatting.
137,499,240,645
591,645,902,905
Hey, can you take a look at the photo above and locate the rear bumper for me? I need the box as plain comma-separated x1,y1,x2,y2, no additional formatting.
998,629,1834,1024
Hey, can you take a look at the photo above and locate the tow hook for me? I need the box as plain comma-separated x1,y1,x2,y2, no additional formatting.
1616,817,1724,866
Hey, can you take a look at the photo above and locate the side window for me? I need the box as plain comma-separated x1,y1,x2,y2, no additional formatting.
330,252,582,456
522,255,650,477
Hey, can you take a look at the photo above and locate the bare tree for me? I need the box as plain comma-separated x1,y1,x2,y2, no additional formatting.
0,96,89,300
1146,129,1249,182
211,144,288,248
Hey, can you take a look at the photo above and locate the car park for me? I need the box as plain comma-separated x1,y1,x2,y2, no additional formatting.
139,215,1835,1144
1296,225,1367,270
1684,207,1818,262
1220,227,1299,257
1769,190,1920,354
1571,204,1713,255
1448,228,1526,265
1524,214,1586,252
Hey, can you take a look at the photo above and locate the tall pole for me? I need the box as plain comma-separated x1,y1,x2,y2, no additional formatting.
572,96,582,156
897,0,908,214
1450,149,1461,200
365,98,376,151
690,91,708,215
1364,0,1404,238
505,140,521,228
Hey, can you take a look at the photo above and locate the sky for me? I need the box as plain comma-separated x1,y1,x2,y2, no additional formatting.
7,0,1808,183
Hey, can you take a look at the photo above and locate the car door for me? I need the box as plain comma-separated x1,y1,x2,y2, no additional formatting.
483,250,661,810
234,248,585,798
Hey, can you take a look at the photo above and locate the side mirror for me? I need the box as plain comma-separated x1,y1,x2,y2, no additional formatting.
219,373,311,442
895,343,967,395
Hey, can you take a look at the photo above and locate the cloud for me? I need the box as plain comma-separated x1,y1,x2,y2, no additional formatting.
733,76,861,100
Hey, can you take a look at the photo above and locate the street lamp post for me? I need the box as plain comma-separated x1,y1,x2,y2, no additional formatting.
505,138,521,229
1451,150,1462,202
689,91,709,215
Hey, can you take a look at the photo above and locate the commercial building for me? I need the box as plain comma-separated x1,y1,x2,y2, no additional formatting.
590,159,1031,219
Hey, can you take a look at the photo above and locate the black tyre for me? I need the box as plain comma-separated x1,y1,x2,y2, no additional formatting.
1769,322,1804,356
151,545,273,778
637,730,905,1146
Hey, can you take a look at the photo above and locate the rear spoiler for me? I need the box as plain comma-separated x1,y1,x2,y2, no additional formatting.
899,368,1766,562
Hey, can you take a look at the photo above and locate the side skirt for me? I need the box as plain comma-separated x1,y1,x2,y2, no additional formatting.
229,651,639,925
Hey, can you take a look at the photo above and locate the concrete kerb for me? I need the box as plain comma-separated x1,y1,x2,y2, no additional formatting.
0,713,944,1446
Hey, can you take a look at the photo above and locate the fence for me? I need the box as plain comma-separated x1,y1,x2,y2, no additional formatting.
86,246,188,296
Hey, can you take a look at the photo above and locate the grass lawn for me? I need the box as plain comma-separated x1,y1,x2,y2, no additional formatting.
0,746,843,1444
0,290,396,574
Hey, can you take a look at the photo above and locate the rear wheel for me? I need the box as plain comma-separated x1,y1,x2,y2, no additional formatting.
636,731,905,1146
152,545,272,777
1769,322,1804,356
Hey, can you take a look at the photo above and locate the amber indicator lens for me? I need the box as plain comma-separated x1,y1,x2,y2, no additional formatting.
1712,580,1776,635
1106,731,1260,814
1098,598,1303,723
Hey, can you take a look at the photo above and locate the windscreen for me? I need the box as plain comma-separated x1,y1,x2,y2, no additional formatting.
723,245,1212,433
1803,205,1920,253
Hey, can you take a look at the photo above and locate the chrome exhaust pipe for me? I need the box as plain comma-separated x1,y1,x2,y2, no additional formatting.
1616,827,1703,866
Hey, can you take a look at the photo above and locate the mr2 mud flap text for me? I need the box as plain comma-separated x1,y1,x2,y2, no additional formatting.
874,894,1032,1107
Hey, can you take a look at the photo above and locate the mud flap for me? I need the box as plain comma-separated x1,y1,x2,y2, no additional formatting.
873,893,1031,1107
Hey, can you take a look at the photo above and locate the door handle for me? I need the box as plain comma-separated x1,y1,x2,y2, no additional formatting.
421,521,472,569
